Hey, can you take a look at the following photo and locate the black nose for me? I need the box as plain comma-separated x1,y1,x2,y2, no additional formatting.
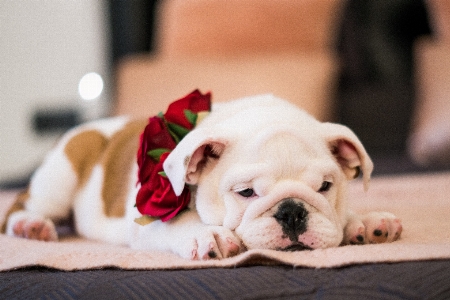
273,198,308,242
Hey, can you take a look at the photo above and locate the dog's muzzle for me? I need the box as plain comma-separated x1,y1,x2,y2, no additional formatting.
273,198,309,243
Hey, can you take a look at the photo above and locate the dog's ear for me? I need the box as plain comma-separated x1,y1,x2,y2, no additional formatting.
321,123,373,191
163,128,227,196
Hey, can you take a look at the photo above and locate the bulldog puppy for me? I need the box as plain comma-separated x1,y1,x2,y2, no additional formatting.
2,94,402,260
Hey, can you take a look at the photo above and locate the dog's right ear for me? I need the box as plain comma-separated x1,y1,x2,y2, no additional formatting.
321,122,373,191
163,128,228,196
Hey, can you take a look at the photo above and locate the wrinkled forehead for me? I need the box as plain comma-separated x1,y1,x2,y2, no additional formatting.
250,128,328,162
230,129,338,185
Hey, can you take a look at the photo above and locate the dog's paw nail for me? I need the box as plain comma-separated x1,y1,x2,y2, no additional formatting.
369,221,389,243
373,229,383,237
207,242,218,259
208,250,217,259
349,233,365,245
201,250,216,260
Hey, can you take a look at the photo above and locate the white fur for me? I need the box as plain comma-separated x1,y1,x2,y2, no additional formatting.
73,165,129,245
6,95,402,260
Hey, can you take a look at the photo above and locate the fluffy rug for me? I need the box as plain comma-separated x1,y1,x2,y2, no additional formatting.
1,172,450,271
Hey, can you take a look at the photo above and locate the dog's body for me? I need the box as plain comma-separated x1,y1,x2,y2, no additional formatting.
2,95,402,259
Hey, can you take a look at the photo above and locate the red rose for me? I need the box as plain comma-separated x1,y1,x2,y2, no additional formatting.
164,89,211,130
135,90,212,223
136,153,191,222
137,116,176,183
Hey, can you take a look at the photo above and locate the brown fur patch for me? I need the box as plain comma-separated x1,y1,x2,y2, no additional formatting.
2,120,146,231
0,190,29,233
100,120,146,217
64,130,109,185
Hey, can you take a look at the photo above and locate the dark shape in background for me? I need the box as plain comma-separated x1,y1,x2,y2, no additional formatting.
336,0,432,156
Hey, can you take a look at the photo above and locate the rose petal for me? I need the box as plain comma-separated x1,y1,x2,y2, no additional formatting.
164,90,211,129
144,117,177,150
135,91,211,222
136,153,191,222
137,117,176,183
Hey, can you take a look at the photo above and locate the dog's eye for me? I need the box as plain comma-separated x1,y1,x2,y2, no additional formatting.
237,188,256,198
318,181,332,193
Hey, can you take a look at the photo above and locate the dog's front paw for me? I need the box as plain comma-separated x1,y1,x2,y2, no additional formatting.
343,212,402,245
184,226,243,260
6,211,58,242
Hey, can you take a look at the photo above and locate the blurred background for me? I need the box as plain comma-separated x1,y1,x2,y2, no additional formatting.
1,0,449,188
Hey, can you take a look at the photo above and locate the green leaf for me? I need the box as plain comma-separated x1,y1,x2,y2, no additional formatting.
157,111,164,118
167,129,181,144
184,109,198,126
147,148,171,161
134,215,157,226
158,171,167,177
167,122,190,141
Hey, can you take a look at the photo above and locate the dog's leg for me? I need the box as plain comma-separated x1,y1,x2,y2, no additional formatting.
3,124,111,241
3,142,80,241
130,209,243,260
343,211,403,245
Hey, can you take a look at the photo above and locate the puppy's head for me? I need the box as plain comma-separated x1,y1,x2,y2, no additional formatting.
164,96,372,251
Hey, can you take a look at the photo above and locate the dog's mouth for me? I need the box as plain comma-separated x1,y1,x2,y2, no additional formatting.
281,243,312,252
